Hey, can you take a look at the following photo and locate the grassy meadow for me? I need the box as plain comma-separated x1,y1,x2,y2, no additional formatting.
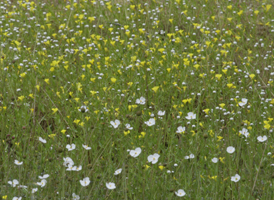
1,0,274,199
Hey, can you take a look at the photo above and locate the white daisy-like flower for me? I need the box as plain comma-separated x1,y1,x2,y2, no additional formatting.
14,160,23,165
125,123,133,130
82,144,91,150
257,135,267,142
226,146,235,154
129,147,142,158
185,112,196,120
231,174,241,182
176,126,185,134
12,197,22,200
66,144,76,151
72,193,80,200
8,179,19,187
144,118,155,126
189,154,195,159
136,96,146,105
175,189,186,197
239,98,248,107
32,188,38,193
106,182,116,189
37,179,47,187
80,177,90,187
38,137,47,143
157,110,165,116
38,174,49,179
72,165,82,171
239,128,249,138
66,164,74,171
147,153,160,164
78,105,88,112
211,157,219,163
110,119,121,128
63,157,74,167
114,168,122,175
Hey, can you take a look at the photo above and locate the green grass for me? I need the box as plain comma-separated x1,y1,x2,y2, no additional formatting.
1,0,274,199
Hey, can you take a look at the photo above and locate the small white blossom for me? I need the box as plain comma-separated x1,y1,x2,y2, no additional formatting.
147,153,160,164
231,174,241,182
110,119,121,128
175,189,186,197
257,135,267,142
129,147,142,158
80,177,90,187
227,146,235,154
185,112,196,120
114,168,122,175
106,182,116,189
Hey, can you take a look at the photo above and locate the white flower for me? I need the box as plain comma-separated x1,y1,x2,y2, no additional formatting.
239,98,248,107
189,154,195,159
136,96,146,105
106,182,116,189
184,156,190,159
78,105,88,112
8,179,19,187
185,112,196,120
73,165,82,171
66,164,74,171
37,179,47,187
39,137,47,143
72,193,80,200
257,135,267,142
66,144,76,151
176,126,185,134
125,123,133,130
211,157,219,163
231,174,241,182
114,168,122,175
227,146,235,154
63,157,74,167
12,197,22,200
157,110,165,116
147,153,160,164
32,188,38,193
82,144,91,150
129,147,142,158
38,174,49,179
80,177,90,187
175,189,186,197
14,160,23,165
144,118,155,126
239,128,249,138
110,119,120,128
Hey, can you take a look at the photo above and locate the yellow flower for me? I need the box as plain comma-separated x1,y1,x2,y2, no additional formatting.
159,166,165,170
249,74,255,79
219,103,225,109
152,86,159,93
44,79,50,84
254,10,259,16
52,108,58,114
48,134,56,138
2,195,7,200
18,96,25,101
61,129,66,134
111,78,116,83
215,74,222,80
237,10,243,16
203,109,209,115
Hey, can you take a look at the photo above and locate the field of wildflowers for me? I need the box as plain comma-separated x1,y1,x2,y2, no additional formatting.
1,0,274,199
